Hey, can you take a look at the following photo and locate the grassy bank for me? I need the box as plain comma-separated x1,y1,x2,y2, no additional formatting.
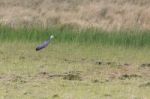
0,25,150,47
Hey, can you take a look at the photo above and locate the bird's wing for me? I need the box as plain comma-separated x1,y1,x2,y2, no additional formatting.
36,40,50,51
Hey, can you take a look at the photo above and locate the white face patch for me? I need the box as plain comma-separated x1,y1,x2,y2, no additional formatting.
50,35,54,39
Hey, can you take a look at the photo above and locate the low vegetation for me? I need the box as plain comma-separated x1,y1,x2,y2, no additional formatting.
0,25,150,48
0,42,150,99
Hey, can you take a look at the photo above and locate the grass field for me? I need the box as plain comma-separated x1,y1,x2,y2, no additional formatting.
0,0,150,99
0,0,150,30
0,25,150,47
0,26,150,99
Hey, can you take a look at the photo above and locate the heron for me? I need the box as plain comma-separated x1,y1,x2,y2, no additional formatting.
36,35,54,51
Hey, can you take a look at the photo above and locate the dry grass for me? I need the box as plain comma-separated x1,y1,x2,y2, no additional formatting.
0,0,150,30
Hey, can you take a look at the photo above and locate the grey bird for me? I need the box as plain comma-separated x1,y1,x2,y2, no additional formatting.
36,35,54,51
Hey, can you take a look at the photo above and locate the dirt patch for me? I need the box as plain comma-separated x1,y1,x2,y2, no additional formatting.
63,73,82,81
104,94,112,97
95,61,116,66
140,63,150,68
0,74,27,83
0,71,83,84
95,61,131,67
19,56,25,60
63,58,87,64
23,92,32,95
36,71,82,81
119,74,142,80
118,63,131,67
52,94,59,98
139,82,150,87
36,71,65,79
91,79,99,83
95,61,103,65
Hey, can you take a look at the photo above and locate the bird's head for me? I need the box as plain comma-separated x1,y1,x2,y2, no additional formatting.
50,35,54,39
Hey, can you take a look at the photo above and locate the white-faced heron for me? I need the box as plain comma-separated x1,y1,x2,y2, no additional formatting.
36,35,54,51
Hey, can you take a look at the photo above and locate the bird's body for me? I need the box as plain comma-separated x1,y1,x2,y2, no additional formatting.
36,35,54,51
36,40,50,51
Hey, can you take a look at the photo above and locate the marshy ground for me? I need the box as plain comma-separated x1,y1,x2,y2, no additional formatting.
0,43,149,99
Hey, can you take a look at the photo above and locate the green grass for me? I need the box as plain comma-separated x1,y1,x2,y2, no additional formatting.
0,25,150,47
0,25,150,98
0,43,149,99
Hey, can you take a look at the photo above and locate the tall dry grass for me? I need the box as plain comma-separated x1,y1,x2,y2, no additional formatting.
0,0,150,30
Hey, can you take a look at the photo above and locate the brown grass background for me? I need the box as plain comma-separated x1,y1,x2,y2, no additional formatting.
0,0,150,30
